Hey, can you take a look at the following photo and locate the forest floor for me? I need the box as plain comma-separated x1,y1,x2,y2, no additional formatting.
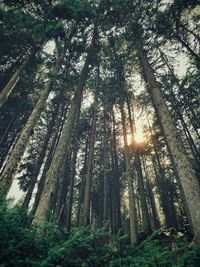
0,197,200,267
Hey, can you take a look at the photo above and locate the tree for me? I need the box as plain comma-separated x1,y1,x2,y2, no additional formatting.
33,13,101,223
134,29,200,240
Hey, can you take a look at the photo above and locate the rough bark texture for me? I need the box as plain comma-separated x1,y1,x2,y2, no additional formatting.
136,35,200,239
159,49,200,169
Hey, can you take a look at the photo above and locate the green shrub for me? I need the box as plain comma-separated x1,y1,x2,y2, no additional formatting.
0,196,200,267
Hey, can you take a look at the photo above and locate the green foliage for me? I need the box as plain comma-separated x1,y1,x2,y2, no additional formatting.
52,0,95,23
1,198,200,267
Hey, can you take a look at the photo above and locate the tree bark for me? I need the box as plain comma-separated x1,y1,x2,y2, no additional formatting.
126,95,151,235
0,45,66,194
135,156,151,235
110,111,122,233
102,109,110,225
22,92,67,210
135,35,200,239
0,49,38,108
81,96,98,226
31,99,69,215
32,44,95,224
120,102,138,245
76,140,88,226
66,139,79,231
142,158,160,229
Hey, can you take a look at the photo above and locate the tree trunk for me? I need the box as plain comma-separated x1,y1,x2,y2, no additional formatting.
135,155,151,235
120,102,138,245
22,92,67,210
66,140,79,231
126,95,151,235
31,100,69,215
110,111,122,233
54,158,71,226
174,32,200,65
102,109,110,225
56,108,80,224
142,158,160,229
0,49,38,108
135,36,200,239
81,97,98,226
76,140,88,226
159,49,200,167
0,45,66,194
32,43,95,224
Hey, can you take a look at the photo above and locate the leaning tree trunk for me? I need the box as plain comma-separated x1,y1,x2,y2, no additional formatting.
32,57,93,224
31,98,69,216
32,15,100,224
159,49,200,167
22,90,67,210
55,109,80,224
81,97,98,226
135,34,200,240
0,45,66,194
120,102,138,245
0,49,38,108
174,31,200,65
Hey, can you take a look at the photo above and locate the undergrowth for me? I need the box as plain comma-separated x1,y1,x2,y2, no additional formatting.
0,196,200,267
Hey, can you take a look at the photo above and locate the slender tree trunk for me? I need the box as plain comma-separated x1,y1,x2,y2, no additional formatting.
56,108,80,224
126,95,151,235
120,102,138,244
0,49,38,108
55,153,71,225
179,23,200,43
102,110,110,225
22,92,67,210
66,140,79,231
31,101,68,215
81,97,98,226
135,35,200,240
142,158,160,229
110,111,122,233
0,118,15,145
174,32,200,65
135,156,151,235
0,45,66,194
77,140,88,226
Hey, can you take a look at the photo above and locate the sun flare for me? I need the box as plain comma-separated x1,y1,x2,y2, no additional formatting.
134,129,145,143
126,129,145,145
